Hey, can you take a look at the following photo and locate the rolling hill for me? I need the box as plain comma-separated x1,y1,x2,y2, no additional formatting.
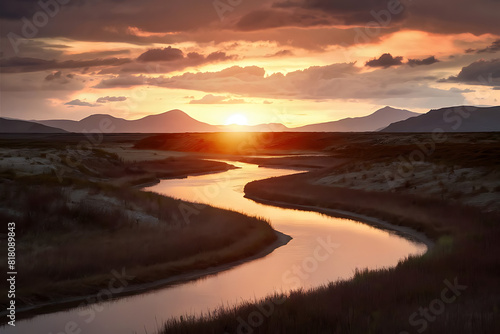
35,109,218,133
0,118,68,133
291,107,420,132
381,106,500,132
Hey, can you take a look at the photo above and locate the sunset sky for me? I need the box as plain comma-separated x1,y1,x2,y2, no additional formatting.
1,0,499,127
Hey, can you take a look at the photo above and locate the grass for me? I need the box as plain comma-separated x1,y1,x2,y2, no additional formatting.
157,133,500,334
2,133,498,331
159,176,500,333
0,141,277,311
0,178,277,308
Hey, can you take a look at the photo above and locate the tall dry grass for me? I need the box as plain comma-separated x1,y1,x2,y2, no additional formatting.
0,178,276,307
160,170,500,333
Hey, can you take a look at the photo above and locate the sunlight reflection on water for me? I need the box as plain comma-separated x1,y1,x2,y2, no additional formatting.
4,161,426,334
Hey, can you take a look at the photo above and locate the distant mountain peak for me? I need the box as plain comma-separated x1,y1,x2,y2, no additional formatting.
152,109,181,115
291,106,420,132
80,114,120,122
167,109,187,114
372,106,414,115
142,109,193,120
380,105,500,132
34,109,217,133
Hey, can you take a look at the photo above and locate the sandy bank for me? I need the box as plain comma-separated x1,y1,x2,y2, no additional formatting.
245,194,434,250
6,230,292,321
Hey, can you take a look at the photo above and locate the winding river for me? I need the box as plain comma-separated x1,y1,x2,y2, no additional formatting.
4,161,426,334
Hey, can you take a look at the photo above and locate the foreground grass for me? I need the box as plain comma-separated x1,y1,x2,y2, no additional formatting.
0,143,276,310
160,176,500,333
159,136,500,333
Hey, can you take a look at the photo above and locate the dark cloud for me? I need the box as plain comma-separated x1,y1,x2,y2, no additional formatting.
365,53,403,68
407,56,439,67
71,49,132,59
0,57,131,73
44,71,62,81
476,40,500,54
272,0,303,8
1,71,84,92
179,25,386,51
96,96,128,103
101,47,239,74
236,8,333,31
186,52,203,62
2,0,260,47
0,39,69,59
230,0,500,39
206,51,234,62
93,74,152,88
189,94,246,104
137,47,184,62
64,99,97,107
43,70,75,85
0,0,82,20
441,58,500,86
405,0,500,35
280,0,500,35
464,40,500,54
276,0,408,25
266,50,294,57
1,0,499,53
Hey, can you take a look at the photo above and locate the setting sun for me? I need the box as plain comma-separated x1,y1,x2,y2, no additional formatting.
225,114,248,126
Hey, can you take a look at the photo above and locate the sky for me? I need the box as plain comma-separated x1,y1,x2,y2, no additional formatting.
1,0,500,127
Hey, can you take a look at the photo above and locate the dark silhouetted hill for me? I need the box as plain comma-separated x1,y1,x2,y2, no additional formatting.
381,106,500,132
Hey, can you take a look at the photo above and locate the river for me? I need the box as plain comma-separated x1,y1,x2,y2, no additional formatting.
3,161,426,334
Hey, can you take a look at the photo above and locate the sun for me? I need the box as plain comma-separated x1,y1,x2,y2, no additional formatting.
225,113,248,126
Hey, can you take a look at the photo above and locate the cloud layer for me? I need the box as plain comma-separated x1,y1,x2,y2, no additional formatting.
443,59,500,86
1,0,499,122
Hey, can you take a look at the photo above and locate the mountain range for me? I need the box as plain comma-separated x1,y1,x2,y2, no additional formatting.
34,109,215,133
5,106,417,133
2,105,499,133
293,107,419,132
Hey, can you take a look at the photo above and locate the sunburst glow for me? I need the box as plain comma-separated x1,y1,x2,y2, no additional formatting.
225,114,248,126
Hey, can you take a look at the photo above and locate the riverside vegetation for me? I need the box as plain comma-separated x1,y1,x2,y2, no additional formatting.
147,132,500,334
0,135,277,314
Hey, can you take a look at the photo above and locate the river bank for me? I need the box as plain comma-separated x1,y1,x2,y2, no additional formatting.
1,230,291,322
159,134,500,334
0,158,426,334
244,194,434,249
0,139,283,322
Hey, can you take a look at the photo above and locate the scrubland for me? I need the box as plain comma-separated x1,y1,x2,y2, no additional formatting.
0,136,277,314
159,132,500,334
